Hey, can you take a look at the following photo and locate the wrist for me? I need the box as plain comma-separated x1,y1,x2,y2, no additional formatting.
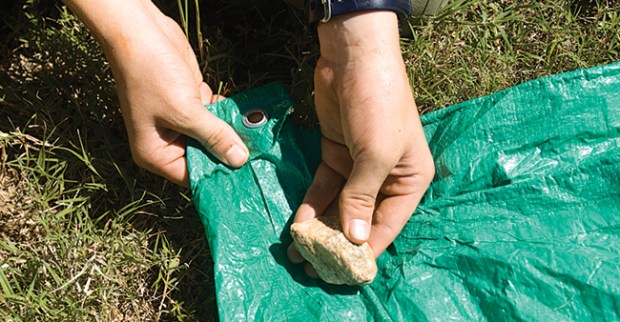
317,11,402,65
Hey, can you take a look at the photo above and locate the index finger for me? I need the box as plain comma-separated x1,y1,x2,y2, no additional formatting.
294,162,344,223
368,191,425,258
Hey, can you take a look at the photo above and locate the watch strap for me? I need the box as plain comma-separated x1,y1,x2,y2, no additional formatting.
307,0,412,26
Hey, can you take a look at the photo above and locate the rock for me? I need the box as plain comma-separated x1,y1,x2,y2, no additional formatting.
290,216,377,286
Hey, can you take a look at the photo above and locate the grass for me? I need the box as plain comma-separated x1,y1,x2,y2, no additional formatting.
0,0,619,320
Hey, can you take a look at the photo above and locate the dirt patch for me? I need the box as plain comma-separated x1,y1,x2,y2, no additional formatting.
0,167,43,245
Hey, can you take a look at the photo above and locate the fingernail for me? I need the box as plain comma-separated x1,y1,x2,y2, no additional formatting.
349,219,370,242
225,145,248,167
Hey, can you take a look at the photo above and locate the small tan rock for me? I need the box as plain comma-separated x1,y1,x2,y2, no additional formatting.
290,216,377,286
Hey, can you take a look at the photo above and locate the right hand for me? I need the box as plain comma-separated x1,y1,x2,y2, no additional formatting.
288,12,435,274
65,0,249,186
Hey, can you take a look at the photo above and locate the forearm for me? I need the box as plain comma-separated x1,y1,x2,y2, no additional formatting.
63,0,159,56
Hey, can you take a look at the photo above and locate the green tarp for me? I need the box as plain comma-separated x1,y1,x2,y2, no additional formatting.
187,62,620,321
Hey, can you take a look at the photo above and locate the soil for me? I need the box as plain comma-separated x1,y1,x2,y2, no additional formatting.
0,167,43,246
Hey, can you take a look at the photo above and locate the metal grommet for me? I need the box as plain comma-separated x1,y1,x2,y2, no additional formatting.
242,109,268,128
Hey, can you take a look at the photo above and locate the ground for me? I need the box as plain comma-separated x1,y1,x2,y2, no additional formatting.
0,0,619,321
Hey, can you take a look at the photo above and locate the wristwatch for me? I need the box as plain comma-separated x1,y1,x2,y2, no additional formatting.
306,0,412,26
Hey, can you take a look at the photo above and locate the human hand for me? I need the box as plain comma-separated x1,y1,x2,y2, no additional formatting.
288,11,435,272
64,0,249,186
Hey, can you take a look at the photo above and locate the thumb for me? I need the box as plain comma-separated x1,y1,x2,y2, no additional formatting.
339,156,391,244
179,98,249,168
